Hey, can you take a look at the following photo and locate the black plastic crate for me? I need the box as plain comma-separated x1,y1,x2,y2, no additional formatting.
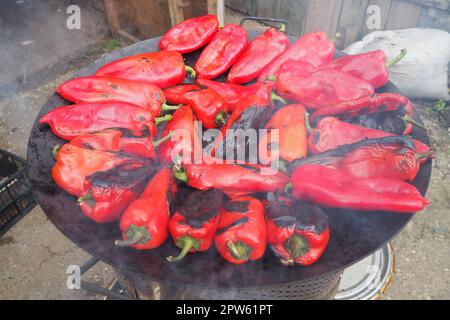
0,149,36,237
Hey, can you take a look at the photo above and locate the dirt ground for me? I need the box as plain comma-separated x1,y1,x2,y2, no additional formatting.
0,4,449,300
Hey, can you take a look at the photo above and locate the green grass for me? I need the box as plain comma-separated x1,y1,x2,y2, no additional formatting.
104,38,123,51
434,100,449,113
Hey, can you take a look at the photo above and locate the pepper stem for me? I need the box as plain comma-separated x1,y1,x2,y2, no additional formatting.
415,149,434,162
284,182,293,194
161,103,181,112
278,23,286,33
270,91,287,106
52,145,61,158
77,192,93,205
155,114,173,126
152,131,173,147
227,240,250,261
330,32,341,43
264,75,277,82
115,233,144,247
304,112,312,134
166,236,199,263
285,235,310,260
279,159,288,173
185,65,197,78
215,110,227,127
173,167,189,183
387,49,407,68
403,114,426,131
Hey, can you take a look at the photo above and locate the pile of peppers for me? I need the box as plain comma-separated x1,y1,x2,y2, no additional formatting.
40,14,432,267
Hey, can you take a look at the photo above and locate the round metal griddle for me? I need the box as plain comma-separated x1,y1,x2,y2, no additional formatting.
27,31,432,291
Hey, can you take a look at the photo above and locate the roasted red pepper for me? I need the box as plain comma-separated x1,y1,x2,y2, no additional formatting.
291,135,427,182
56,76,171,116
52,144,136,197
173,159,289,194
259,104,308,165
258,31,335,82
321,49,407,89
275,69,374,109
164,84,201,105
195,24,248,79
196,79,273,111
288,164,429,213
78,162,154,223
215,196,266,264
95,51,196,88
227,27,289,84
39,102,171,140
115,168,177,250
158,105,201,164
167,189,224,262
266,200,330,266
159,14,219,54
69,129,173,159
267,60,318,80
308,116,433,164
309,93,423,135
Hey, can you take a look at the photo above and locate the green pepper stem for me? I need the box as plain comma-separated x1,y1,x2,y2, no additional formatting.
77,192,93,205
166,236,196,263
161,103,181,112
52,145,61,158
264,75,277,82
279,159,288,173
403,114,426,131
270,91,287,106
152,131,173,147
285,235,309,259
227,240,250,261
304,112,312,134
330,32,341,43
284,182,293,194
115,232,144,247
185,65,197,78
278,23,286,33
387,49,407,68
173,167,189,183
155,114,173,126
215,110,227,127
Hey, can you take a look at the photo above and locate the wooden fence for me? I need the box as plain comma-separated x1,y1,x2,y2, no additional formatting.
226,0,450,48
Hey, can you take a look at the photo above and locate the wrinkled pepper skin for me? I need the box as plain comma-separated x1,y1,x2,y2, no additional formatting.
196,79,273,111
270,60,318,79
290,164,429,213
258,31,335,82
275,69,374,109
167,189,224,262
266,200,330,266
174,160,289,194
182,88,229,129
78,162,154,223
308,117,433,164
159,14,219,54
321,49,406,89
227,28,289,84
52,144,134,197
164,84,201,105
309,93,419,135
215,196,267,264
195,24,248,79
96,51,189,89
56,76,166,116
158,105,200,164
259,104,308,164
116,168,177,250
39,102,157,140
291,135,425,182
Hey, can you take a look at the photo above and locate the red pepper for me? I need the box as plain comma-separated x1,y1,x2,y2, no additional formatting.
52,144,135,197
321,49,407,89
115,168,177,250
194,24,248,79
227,27,289,84
159,14,219,54
258,31,335,82
196,79,273,111
291,135,426,182
39,102,171,140
173,160,289,194
275,69,374,109
289,164,429,213
309,93,422,135
56,76,170,116
95,51,196,88
215,196,266,264
259,104,308,165
70,129,173,159
78,162,154,223
182,88,229,129
167,189,224,262
164,84,201,105
158,105,201,164
266,200,330,266
268,60,318,80
308,116,433,164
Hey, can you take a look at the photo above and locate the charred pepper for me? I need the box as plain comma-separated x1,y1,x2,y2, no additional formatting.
164,84,201,105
